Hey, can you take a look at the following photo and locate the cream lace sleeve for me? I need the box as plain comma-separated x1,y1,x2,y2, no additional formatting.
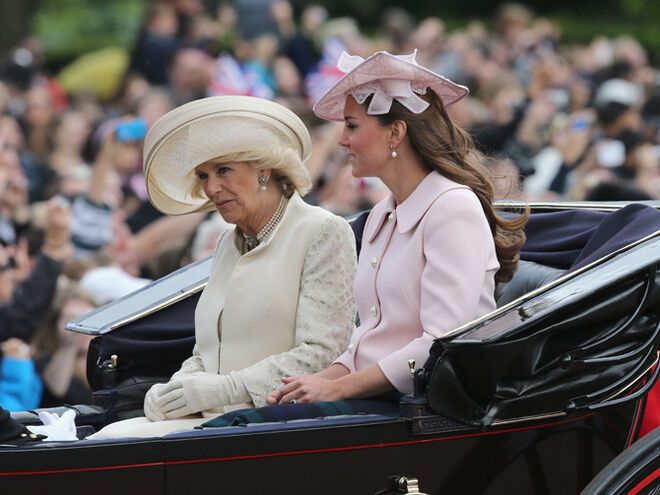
235,216,357,406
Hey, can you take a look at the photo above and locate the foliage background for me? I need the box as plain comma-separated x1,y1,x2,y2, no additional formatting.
0,0,657,67
313,0,660,63
31,0,145,66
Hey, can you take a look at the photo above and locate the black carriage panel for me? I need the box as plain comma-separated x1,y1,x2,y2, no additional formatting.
424,232,660,427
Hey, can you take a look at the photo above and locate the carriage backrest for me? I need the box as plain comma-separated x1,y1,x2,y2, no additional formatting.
349,210,567,308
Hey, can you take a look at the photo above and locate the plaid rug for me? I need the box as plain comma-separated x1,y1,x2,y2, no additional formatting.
200,399,401,428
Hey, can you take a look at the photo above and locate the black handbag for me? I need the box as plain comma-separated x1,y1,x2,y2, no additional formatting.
92,375,168,423
423,239,660,427
85,292,198,424
86,292,198,391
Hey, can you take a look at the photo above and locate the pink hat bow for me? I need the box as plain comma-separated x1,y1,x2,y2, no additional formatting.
337,50,430,115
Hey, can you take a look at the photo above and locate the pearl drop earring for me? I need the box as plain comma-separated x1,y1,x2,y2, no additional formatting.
390,149,398,159
258,175,269,191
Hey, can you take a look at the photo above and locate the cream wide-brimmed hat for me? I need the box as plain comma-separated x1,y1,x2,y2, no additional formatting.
143,96,312,215
313,50,469,122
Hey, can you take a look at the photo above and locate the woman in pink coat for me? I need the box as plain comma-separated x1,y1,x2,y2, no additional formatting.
268,50,528,403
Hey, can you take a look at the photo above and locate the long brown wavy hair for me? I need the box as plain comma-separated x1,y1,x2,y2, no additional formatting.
371,91,528,283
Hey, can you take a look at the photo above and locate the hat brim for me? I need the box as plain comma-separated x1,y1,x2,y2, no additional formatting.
313,51,469,122
143,96,312,215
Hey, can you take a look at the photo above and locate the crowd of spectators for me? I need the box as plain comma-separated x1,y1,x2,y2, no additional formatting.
0,0,658,411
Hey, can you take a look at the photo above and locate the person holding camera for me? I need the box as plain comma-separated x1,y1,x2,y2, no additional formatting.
69,116,168,266
0,197,73,344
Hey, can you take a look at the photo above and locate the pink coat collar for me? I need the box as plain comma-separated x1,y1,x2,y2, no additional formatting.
366,171,470,242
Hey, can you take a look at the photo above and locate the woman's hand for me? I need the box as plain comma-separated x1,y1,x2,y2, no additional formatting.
154,372,248,419
267,374,344,405
144,383,168,421
42,197,73,261
11,238,31,283
157,373,227,419
267,365,393,405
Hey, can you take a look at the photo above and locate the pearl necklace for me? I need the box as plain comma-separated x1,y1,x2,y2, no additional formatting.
244,195,288,251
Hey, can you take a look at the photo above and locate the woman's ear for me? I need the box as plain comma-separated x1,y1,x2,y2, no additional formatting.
389,120,407,148
258,168,273,179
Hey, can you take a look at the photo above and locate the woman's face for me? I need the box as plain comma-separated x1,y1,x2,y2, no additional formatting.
24,87,55,128
194,161,265,233
55,112,90,152
339,96,391,178
113,142,142,175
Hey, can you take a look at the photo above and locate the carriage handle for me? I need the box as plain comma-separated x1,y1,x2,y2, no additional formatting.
564,311,660,370
561,265,657,368
566,350,660,414
373,476,428,495
568,343,657,408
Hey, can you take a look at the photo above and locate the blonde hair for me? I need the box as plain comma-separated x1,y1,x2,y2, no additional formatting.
188,147,312,201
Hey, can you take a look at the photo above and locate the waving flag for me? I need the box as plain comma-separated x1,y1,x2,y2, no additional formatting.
209,54,274,100
304,37,346,105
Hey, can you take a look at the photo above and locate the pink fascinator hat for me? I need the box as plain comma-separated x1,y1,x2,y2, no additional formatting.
313,50,469,122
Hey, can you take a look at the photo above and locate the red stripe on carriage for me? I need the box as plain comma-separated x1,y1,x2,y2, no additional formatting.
628,467,660,495
0,413,594,477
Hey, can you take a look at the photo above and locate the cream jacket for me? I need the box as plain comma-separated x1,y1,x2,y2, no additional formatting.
175,193,356,408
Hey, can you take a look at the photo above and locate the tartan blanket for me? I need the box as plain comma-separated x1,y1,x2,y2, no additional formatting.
200,399,400,428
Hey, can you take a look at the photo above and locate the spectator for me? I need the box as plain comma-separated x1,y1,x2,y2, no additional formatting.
31,283,97,408
130,1,181,85
272,1,324,78
48,110,93,196
233,0,278,40
20,85,57,161
166,48,214,105
594,78,644,138
0,197,73,344
0,338,42,411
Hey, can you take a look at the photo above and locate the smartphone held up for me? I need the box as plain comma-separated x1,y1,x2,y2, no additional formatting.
115,118,148,142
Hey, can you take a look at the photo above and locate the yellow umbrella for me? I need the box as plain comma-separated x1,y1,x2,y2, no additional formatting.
57,46,130,101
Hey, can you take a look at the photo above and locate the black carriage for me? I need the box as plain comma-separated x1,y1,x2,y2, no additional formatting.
1,201,660,495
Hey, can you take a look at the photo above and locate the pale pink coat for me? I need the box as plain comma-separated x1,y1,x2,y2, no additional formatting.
334,171,499,394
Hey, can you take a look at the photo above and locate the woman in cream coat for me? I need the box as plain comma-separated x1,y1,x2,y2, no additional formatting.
92,96,356,438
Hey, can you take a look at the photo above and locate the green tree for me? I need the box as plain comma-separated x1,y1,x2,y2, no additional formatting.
33,0,146,64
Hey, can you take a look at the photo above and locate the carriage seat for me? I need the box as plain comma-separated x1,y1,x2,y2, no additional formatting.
350,210,566,309
495,260,565,307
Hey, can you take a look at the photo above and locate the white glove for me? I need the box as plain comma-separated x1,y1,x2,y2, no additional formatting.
156,372,249,419
26,410,77,441
144,383,168,422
